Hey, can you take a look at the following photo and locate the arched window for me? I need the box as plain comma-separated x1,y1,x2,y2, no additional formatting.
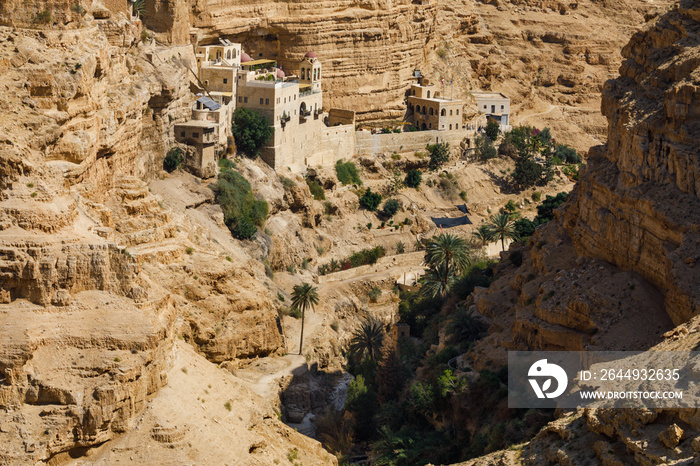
456,109,459,115
233,49,237,58
429,123,432,129
227,50,231,60
449,124,452,130
318,69,321,79
422,106,426,114
450,109,453,116
441,108,446,116
427,90,431,98
429,108,434,116
301,68,306,80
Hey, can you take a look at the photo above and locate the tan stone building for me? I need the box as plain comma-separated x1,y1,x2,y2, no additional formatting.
173,119,218,178
407,74,464,131
236,51,327,171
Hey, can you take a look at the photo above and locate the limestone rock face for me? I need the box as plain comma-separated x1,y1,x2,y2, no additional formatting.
459,3,700,465
470,0,700,362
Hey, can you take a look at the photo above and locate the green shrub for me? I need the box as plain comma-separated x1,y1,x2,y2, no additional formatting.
305,178,325,200
514,218,536,239
531,191,542,202
485,121,500,141
359,188,382,211
335,160,362,185
289,307,302,319
396,242,405,254
382,199,400,217
280,176,296,190
555,144,581,164
368,286,382,303
475,135,497,161
459,191,468,202
186,247,194,255
232,107,273,158
512,157,546,189
504,200,518,213
163,147,184,173
427,142,450,170
232,218,257,240
215,164,268,240
35,9,52,24
404,169,422,188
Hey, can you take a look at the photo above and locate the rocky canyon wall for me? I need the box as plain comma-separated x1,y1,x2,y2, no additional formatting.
469,0,699,368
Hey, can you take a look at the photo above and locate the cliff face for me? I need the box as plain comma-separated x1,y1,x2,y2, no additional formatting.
562,4,700,325
0,22,304,462
470,1,699,360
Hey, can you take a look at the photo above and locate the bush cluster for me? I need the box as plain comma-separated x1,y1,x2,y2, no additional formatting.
232,107,273,158
318,246,386,275
359,188,382,211
335,160,362,185
305,178,325,200
215,163,268,240
163,147,184,172
404,169,422,188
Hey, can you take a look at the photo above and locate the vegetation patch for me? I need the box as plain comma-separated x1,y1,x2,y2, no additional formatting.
317,246,386,275
335,160,362,185
214,162,269,240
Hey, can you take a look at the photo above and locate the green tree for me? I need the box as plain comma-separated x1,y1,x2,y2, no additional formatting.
471,225,492,248
427,142,450,170
404,169,422,188
485,121,499,141
555,144,581,164
290,283,319,355
475,135,497,162
421,233,471,298
447,306,486,344
348,318,385,363
359,188,382,211
485,211,518,251
512,157,545,189
382,199,400,217
232,107,273,158
163,147,184,172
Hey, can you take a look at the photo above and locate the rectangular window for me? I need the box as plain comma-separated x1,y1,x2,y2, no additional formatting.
244,97,248,103
180,131,185,138
238,96,242,102
260,98,264,105
193,132,199,138
501,105,504,110
223,78,228,84
284,98,286,103
294,95,296,100
265,98,269,105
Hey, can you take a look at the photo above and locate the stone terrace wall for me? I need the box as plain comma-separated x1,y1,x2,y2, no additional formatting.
355,129,474,156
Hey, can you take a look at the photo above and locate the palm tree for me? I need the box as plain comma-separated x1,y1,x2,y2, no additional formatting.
472,225,492,248
348,318,384,363
291,283,319,355
447,306,487,343
420,263,455,298
421,233,470,298
485,211,518,251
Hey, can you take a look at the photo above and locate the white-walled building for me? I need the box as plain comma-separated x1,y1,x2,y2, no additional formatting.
471,92,511,128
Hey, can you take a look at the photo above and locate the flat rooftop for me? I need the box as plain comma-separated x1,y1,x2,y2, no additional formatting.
471,92,509,100
408,96,463,104
174,120,218,128
244,59,276,66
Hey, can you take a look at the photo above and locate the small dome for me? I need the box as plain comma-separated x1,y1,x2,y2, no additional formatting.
276,68,286,79
304,51,318,59
240,53,252,63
